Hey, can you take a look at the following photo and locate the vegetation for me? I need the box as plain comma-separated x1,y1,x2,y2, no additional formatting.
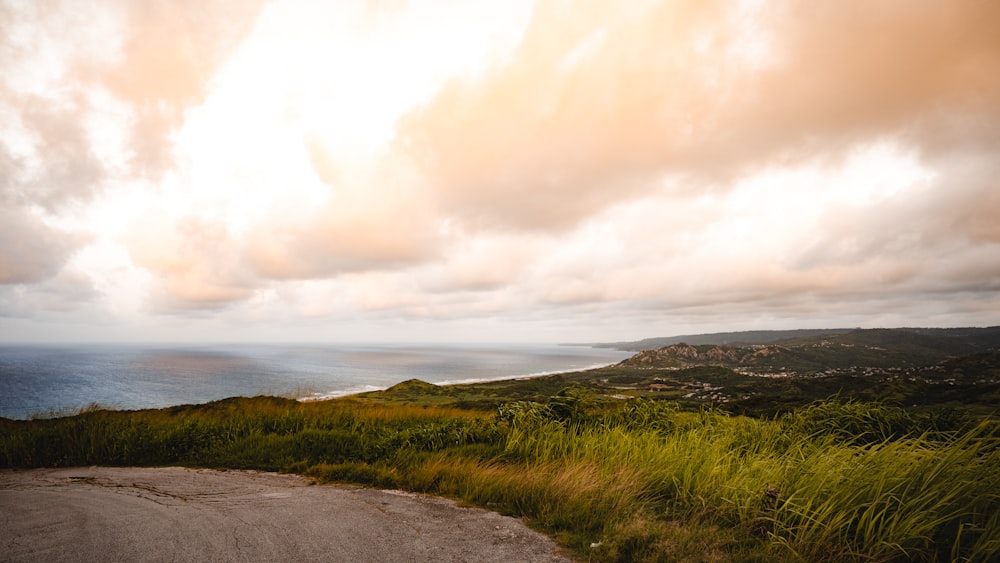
5,328,999,560
597,327,1000,355
577,328,1000,417
3,386,998,561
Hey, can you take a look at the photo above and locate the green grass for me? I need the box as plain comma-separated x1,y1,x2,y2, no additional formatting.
2,392,997,561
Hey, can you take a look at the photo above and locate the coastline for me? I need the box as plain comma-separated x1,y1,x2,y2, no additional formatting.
298,359,626,402
1,343,630,419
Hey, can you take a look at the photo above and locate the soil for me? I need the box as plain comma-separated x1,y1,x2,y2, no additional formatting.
0,467,571,562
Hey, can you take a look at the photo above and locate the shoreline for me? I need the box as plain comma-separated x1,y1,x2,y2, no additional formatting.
2,358,625,419
1,343,630,419
298,359,624,402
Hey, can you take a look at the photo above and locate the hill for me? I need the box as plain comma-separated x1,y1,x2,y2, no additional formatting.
614,327,1000,374
339,327,1000,417
597,326,1000,352
594,328,854,350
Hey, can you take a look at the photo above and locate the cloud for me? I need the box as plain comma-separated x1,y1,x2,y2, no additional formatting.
0,0,266,312
247,149,442,280
791,152,1000,274
86,0,267,178
1,94,106,210
122,212,256,311
1,0,265,202
398,0,732,230
2,2,114,210
921,155,1000,246
3,0,1000,337
418,232,545,292
247,195,441,281
666,1,1000,175
399,0,1000,232
0,266,99,318
0,206,83,285
123,163,443,312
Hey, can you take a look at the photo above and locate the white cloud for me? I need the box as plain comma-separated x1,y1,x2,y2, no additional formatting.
2,0,999,342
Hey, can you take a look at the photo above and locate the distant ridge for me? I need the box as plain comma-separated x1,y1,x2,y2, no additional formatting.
594,328,854,351
595,326,1000,352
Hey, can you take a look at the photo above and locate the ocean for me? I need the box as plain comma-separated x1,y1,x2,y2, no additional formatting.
0,343,631,419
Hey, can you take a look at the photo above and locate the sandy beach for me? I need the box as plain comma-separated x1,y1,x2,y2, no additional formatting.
0,467,570,562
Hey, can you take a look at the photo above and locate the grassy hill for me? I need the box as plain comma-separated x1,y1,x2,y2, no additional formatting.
3,326,999,561
340,328,1000,417
611,327,1000,371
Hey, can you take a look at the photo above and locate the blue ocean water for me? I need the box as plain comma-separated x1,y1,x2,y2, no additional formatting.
0,343,631,419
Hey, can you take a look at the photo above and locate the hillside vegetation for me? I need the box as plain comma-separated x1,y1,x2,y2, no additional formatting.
3,327,999,561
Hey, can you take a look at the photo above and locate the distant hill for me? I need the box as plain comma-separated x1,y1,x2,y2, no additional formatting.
597,327,1000,353
607,327,1000,375
595,329,855,350
347,327,1000,416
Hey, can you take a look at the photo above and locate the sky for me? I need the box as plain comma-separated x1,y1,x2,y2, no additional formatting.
1,0,999,343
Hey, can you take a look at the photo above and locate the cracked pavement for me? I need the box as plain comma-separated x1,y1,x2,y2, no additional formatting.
0,467,571,562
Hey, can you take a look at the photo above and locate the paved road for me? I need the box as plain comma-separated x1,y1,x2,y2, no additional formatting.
0,467,571,562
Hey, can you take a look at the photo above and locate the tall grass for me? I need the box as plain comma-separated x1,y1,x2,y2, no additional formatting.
2,395,997,561
0,396,492,469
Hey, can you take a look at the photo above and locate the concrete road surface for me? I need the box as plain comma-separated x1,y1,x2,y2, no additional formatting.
0,467,571,562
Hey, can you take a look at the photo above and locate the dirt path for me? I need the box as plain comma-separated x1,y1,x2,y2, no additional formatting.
0,467,571,562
